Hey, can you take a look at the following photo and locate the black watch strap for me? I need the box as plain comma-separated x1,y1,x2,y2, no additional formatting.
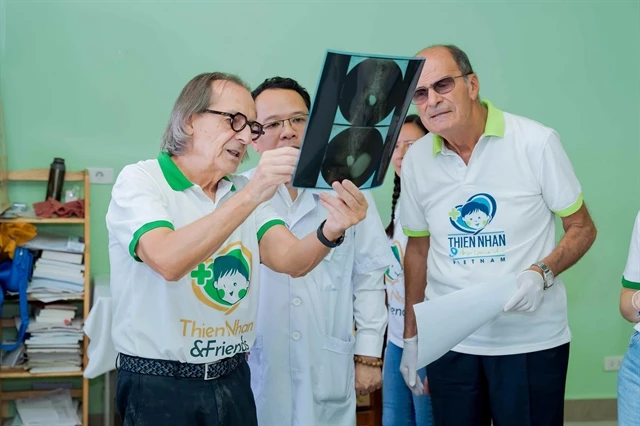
317,220,344,248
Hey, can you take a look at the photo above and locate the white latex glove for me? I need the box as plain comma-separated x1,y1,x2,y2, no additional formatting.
399,336,424,396
504,270,544,312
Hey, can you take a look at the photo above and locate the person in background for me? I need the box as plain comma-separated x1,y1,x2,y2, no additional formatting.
617,210,640,424
106,72,368,426
243,76,393,426
382,114,434,426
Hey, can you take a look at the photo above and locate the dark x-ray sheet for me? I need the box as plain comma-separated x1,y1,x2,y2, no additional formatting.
292,50,425,190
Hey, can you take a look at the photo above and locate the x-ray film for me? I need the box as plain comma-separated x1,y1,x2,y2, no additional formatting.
292,50,425,190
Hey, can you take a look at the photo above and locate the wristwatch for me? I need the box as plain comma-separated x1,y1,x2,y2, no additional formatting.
532,261,555,290
317,220,345,248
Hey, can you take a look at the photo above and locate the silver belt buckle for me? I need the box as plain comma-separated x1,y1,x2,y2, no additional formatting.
203,360,221,380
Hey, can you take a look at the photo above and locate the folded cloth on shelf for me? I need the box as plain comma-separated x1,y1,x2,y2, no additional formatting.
34,198,85,218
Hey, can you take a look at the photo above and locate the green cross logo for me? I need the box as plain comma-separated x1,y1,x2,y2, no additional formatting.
448,207,460,220
190,263,212,286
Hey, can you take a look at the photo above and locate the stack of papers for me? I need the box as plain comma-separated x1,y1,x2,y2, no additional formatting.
12,389,81,425
18,233,86,303
1,342,26,368
26,278,84,304
15,306,84,373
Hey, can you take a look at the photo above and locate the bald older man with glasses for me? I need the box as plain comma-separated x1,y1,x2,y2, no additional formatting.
398,45,597,426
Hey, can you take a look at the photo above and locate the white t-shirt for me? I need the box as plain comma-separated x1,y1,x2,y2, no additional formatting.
385,205,408,348
622,211,640,332
106,152,285,363
400,100,584,356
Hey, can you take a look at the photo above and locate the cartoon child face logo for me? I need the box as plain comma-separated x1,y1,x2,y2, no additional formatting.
190,242,252,315
212,257,249,305
385,242,404,283
462,204,491,230
449,193,497,235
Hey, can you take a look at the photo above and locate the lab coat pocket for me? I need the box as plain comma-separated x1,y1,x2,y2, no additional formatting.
312,334,356,403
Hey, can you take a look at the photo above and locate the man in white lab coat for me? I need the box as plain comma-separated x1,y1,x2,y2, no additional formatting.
242,77,393,426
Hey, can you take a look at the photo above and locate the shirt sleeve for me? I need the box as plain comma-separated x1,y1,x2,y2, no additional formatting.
106,164,174,262
622,212,640,289
351,193,394,357
538,130,584,217
254,200,286,242
353,267,388,358
353,192,397,274
399,155,430,237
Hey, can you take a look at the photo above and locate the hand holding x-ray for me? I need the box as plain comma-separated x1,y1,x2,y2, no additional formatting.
318,179,368,240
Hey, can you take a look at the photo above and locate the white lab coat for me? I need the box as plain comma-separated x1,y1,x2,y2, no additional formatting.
242,168,392,426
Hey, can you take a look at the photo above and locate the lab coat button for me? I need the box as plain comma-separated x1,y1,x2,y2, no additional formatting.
292,332,301,340
292,298,301,306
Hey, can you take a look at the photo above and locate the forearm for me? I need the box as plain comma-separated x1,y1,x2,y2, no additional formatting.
353,268,387,358
138,189,259,280
403,240,428,338
542,217,596,276
620,288,640,323
279,231,331,278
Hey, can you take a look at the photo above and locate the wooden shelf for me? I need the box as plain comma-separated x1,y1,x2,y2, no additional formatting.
1,389,83,401
1,296,85,305
0,217,85,224
7,170,85,182
0,168,91,426
0,367,84,379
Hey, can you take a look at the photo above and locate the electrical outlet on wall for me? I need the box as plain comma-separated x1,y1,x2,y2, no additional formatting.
604,356,624,371
88,167,114,184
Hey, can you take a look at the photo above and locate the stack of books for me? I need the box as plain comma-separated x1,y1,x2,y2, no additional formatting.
15,305,84,374
21,233,85,303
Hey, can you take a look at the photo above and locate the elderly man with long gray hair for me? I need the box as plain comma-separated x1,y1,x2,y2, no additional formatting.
105,72,369,426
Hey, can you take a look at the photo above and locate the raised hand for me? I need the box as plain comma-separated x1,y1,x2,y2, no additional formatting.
245,146,299,204
318,180,368,241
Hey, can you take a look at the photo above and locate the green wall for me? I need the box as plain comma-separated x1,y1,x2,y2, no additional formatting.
1,0,638,414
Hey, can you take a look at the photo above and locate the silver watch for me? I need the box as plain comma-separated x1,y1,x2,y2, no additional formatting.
532,261,555,290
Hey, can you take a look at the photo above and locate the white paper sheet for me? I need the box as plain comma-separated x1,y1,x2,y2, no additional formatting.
83,284,117,379
414,273,518,369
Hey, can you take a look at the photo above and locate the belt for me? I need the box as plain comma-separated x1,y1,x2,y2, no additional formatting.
117,352,245,380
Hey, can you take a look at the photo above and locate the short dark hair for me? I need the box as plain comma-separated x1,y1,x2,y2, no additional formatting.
404,114,428,135
431,44,475,76
251,77,312,109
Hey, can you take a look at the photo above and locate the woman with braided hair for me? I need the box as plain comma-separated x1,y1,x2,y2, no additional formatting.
382,115,434,426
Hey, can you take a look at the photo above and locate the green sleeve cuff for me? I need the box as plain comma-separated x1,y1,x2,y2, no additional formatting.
129,220,175,262
257,219,286,242
402,228,431,237
622,277,640,290
554,193,584,217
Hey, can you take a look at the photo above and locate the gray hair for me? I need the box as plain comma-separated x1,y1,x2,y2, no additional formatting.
422,44,475,77
161,72,250,156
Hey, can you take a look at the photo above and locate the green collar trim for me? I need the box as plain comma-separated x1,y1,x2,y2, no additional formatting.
432,100,505,157
158,152,193,191
222,176,236,192
157,152,236,192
